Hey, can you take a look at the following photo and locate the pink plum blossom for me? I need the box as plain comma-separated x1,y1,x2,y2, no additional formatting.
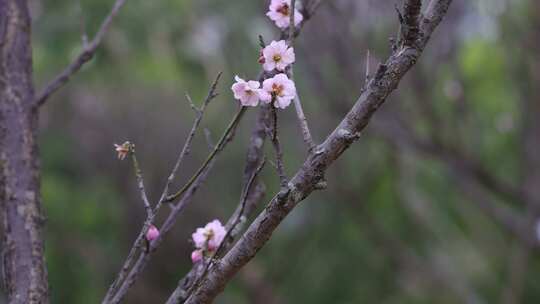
261,73,297,109
231,76,265,107
191,249,203,263
145,225,160,242
191,219,227,251
266,0,303,29
261,40,295,72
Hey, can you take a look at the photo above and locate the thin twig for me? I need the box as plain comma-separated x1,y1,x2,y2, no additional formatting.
109,160,216,304
287,1,316,153
77,0,89,47
35,0,127,107
365,49,371,82
289,0,297,46
105,104,245,303
269,107,288,187
159,73,222,205
290,69,316,153
182,158,267,303
165,106,247,203
130,146,152,218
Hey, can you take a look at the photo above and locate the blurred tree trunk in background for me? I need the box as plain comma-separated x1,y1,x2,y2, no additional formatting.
0,0,49,303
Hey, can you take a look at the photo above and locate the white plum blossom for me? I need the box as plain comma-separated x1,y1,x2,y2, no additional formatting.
261,40,295,72
261,73,297,109
114,142,131,160
231,76,265,107
191,219,227,252
266,0,303,29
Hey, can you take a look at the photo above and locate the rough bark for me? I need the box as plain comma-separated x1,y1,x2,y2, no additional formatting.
184,1,453,303
0,0,49,303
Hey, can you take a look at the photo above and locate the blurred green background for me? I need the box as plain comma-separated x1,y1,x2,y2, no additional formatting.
6,0,540,303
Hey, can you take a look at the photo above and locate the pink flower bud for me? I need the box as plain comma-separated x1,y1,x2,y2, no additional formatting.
145,225,160,242
191,250,203,263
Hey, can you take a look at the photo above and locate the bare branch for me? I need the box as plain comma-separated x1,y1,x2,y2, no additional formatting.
35,0,127,107
291,91,316,153
183,1,454,302
129,144,152,218
268,107,288,187
164,71,274,304
101,74,221,303
108,159,216,304
165,106,247,203
402,0,422,46
159,73,221,204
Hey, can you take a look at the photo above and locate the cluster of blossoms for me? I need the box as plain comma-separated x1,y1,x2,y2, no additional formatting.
231,41,297,109
190,219,227,263
231,0,302,109
267,0,303,29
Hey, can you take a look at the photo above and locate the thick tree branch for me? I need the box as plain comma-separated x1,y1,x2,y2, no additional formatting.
35,0,127,107
183,1,454,303
0,1,49,303
402,0,422,46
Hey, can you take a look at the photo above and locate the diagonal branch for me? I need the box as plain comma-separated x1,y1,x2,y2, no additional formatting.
402,0,423,46
165,106,247,203
183,1,454,302
129,145,152,218
268,107,288,187
177,158,267,303
164,107,271,304
101,74,222,303
35,0,127,107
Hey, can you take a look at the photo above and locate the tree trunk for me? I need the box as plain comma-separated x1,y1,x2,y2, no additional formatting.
0,0,49,303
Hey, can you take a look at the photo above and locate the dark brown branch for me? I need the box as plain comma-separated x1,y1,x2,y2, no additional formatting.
101,74,221,303
402,0,423,46
183,1,454,303
268,107,288,187
35,0,127,107
165,106,247,203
